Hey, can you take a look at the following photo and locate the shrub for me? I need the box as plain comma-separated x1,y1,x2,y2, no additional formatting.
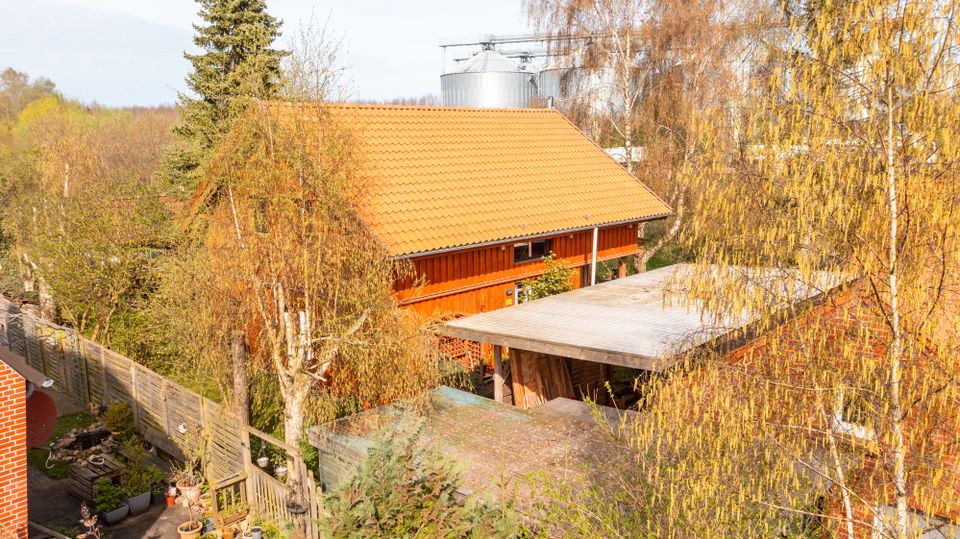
102,402,135,438
519,253,574,302
321,421,521,538
94,478,124,512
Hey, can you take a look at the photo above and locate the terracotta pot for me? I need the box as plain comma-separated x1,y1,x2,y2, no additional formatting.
165,494,176,506
177,520,202,539
222,526,238,539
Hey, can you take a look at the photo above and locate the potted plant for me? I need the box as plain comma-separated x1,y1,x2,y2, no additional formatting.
145,465,166,505
174,466,203,504
119,439,155,515
165,486,178,506
222,526,239,539
177,497,203,539
272,454,287,478
218,504,249,527
93,478,129,525
200,511,215,534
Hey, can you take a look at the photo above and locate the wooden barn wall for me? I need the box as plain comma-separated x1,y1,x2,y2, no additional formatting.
396,223,639,317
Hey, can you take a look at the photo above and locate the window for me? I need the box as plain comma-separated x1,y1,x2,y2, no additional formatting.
513,239,551,264
254,199,269,233
833,386,875,440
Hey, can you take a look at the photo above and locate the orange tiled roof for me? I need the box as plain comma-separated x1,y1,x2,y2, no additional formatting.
271,103,672,257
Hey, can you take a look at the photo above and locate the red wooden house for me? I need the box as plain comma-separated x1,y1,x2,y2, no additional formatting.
296,104,672,316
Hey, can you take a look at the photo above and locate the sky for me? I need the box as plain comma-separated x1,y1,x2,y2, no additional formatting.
0,0,531,107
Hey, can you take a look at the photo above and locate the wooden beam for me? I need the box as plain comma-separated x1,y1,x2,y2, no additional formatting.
493,345,504,404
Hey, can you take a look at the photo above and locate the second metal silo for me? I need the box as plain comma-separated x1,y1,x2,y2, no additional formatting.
441,45,538,108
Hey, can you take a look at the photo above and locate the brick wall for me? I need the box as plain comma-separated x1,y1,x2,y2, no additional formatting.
0,360,27,538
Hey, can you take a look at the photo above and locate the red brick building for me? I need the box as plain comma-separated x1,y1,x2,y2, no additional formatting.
0,348,47,538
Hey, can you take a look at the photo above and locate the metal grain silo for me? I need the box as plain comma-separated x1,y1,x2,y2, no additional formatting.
441,46,538,108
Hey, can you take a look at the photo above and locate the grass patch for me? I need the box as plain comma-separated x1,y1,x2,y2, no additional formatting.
27,411,96,479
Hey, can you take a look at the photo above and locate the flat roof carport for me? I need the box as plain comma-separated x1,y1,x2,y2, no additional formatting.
442,265,722,372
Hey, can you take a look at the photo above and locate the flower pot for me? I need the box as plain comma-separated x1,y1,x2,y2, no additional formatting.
151,490,165,505
177,520,202,539
124,491,151,515
201,517,215,534
98,503,129,525
275,466,287,478
222,526,238,539
165,494,177,506
249,526,263,539
256,456,269,467
179,484,201,505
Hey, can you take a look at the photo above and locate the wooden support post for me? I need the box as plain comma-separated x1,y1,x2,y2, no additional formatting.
493,345,504,404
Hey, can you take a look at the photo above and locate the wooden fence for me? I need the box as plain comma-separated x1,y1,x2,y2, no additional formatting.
0,299,327,536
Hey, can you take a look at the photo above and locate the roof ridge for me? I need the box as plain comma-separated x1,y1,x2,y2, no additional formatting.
262,99,557,114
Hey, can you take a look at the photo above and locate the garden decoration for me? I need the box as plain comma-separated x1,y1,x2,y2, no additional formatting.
76,503,102,539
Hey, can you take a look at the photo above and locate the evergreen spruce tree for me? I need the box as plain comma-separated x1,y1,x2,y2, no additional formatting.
165,0,287,195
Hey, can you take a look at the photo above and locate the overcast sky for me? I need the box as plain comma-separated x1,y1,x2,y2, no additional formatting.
0,0,531,107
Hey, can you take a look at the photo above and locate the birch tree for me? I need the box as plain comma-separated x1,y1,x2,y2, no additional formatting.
201,104,438,491
525,0,766,269
643,1,960,537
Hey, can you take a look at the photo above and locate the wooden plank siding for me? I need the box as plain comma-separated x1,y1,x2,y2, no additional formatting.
396,223,639,317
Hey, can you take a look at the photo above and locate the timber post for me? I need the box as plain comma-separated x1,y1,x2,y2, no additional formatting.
493,345,504,404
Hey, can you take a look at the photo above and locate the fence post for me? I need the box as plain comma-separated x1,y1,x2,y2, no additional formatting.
99,344,109,405
130,364,141,429
239,426,255,511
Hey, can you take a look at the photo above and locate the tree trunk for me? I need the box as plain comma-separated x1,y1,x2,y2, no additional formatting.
281,380,310,494
886,83,908,539
232,330,249,426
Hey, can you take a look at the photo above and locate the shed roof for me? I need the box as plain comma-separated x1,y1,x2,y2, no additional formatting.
307,386,630,498
268,103,671,257
442,264,838,370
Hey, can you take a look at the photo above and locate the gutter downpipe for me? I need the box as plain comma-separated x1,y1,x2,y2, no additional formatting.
590,226,598,286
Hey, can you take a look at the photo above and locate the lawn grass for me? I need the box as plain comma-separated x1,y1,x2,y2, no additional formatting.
27,411,96,479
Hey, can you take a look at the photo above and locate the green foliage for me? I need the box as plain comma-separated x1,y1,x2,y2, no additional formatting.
0,67,58,130
168,0,287,193
26,411,95,479
94,478,124,512
119,438,160,496
321,422,521,538
519,253,574,302
646,243,693,271
103,402,135,438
